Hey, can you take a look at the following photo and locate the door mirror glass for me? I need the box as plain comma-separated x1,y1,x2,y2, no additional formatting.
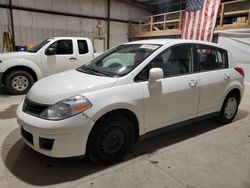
149,68,163,82
45,47,56,56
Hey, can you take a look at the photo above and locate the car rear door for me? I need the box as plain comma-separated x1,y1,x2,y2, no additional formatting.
136,44,200,132
195,45,231,116
75,39,94,66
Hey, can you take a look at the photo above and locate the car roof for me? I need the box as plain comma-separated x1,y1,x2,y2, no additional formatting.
48,37,90,40
126,39,224,49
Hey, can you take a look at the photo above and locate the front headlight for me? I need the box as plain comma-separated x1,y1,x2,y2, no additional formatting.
40,95,92,120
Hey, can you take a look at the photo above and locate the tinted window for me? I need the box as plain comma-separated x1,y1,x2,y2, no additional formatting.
49,40,73,55
78,40,89,54
196,45,228,71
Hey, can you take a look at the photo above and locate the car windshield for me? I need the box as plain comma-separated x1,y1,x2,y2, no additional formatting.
77,44,161,77
27,39,51,53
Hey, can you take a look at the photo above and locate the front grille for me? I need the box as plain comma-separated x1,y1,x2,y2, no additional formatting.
21,127,33,145
23,98,49,117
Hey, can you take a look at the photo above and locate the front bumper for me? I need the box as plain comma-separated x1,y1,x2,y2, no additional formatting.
16,101,95,158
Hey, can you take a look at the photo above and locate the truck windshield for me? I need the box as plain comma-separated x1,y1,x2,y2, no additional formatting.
27,39,51,53
77,44,161,77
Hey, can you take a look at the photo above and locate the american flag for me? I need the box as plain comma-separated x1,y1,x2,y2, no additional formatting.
181,0,221,41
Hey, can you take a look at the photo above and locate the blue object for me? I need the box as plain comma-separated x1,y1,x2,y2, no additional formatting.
15,45,27,51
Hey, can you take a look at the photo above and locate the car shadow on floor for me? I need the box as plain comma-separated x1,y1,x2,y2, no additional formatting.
1,109,248,186
0,86,9,95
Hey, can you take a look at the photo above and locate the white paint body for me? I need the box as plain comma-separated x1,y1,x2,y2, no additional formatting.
16,39,244,158
0,37,96,82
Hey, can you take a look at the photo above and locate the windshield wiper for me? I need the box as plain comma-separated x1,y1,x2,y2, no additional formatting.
80,66,115,77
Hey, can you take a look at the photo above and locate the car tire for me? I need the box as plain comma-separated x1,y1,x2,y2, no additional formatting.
217,93,239,124
87,114,134,165
5,70,34,95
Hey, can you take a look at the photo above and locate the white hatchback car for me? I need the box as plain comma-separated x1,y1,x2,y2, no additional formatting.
17,39,244,164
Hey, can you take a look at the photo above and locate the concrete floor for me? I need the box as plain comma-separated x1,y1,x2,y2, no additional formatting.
0,86,250,188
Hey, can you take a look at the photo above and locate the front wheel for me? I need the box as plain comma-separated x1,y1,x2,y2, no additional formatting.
87,114,134,165
5,70,34,95
217,93,239,124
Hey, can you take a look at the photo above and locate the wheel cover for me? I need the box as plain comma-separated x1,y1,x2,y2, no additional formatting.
224,97,237,119
12,75,29,91
12,76,29,91
101,127,125,155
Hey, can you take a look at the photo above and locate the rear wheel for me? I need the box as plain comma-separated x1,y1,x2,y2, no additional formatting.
87,114,134,165
217,93,239,124
5,70,34,95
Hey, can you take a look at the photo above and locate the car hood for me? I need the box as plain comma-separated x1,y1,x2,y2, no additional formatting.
0,52,34,61
27,69,118,104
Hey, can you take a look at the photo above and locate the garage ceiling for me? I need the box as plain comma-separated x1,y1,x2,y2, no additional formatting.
118,0,239,14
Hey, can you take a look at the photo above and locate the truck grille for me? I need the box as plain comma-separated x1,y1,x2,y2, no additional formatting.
22,98,49,116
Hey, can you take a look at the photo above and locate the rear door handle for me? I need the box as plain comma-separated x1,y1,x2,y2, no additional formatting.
189,80,198,87
224,73,230,80
69,57,77,61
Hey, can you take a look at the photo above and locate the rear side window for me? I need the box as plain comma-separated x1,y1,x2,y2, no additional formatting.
196,45,228,71
78,40,89,54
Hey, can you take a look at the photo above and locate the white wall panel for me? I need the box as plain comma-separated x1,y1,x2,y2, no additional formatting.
110,21,128,47
12,10,98,45
35,0,52,10
12,0,108,17
1,0,150,50
0,8,10,51
79,0,107,18
110,0,151,20
14,0,36,9
0,8,9,25
0,0,8,5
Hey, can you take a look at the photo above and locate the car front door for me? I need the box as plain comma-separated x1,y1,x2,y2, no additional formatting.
136,44,200,132
43,39,77,76
195,45,230,116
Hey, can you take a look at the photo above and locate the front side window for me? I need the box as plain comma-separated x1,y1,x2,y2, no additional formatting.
135,44,193,81
196,45,228,71
154,45,192,77
48,40,73,55
77,44,161,77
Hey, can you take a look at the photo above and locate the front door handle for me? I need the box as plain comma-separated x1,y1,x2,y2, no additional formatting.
224,73,230,80
189,80,198,87
69,57,77,61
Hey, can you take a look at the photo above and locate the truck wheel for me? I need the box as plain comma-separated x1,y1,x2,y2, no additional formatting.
217,93,239,124
87,114,134,165
5,70,34,95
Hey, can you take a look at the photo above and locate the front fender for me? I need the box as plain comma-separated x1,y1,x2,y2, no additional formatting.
86,102,145,135
0,59,43,80
83,83,146,135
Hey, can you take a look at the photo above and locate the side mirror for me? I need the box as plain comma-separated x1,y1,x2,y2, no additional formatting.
45,47,56,56
149,68,163,83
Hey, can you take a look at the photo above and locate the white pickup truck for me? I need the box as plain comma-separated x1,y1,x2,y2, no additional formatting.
0,37,99,94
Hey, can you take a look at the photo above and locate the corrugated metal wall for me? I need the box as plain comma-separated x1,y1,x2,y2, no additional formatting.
0,0,150,52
